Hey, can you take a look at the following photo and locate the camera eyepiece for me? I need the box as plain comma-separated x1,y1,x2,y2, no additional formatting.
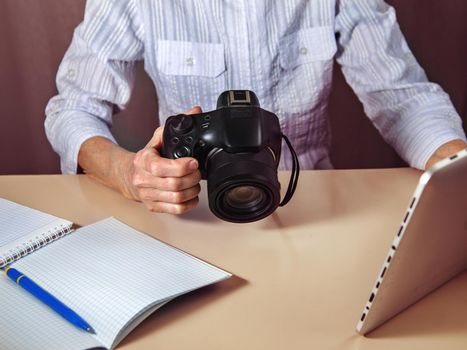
216,90,260,108
162,90,299,223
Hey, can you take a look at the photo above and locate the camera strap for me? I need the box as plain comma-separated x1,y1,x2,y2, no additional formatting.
279,134,300,206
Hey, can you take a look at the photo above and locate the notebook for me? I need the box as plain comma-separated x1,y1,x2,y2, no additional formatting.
0,198,231,350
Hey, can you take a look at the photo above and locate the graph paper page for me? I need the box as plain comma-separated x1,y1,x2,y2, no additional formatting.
10,217,231,349
0,274,101,350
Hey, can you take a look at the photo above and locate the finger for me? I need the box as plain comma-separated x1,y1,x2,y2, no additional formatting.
134,169,202,192
139,184,201,204
144,197,200,215
134,147,199,178
145,154,199,178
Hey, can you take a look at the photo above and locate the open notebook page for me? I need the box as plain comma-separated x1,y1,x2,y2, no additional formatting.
0,198,72,264
0,273,102,350
9,217,231,349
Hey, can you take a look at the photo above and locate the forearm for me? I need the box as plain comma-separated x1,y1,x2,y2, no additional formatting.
78,136,137,200
425,139,467,170
45,0,144,174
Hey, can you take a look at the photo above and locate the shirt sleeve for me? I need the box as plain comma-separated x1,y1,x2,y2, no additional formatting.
45,0,144,174
335,0,466,169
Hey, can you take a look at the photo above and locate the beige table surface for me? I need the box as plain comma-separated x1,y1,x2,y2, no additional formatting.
1,169,466,349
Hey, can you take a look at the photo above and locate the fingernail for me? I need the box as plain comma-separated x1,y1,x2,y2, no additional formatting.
189,160,198,170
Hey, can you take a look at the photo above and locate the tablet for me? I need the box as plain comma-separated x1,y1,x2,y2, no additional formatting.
357,148,467,335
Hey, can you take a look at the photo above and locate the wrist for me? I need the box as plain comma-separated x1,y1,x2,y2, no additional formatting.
78,137,138,200
113,149,140,201
425,139,467,170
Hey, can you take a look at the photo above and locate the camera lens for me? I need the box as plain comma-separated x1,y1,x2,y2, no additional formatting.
224,186,265,210
218,182,273,221
206,149,281,223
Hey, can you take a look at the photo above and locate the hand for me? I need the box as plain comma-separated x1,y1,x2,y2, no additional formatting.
425,139,467,170
121,106,203,214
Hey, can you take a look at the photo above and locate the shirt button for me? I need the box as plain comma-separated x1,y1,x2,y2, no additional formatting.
186,57,195,66
67,68,76,80
299,47,308,55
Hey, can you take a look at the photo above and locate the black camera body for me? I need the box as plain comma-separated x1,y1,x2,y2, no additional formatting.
162,90,296,223
162,91,282,178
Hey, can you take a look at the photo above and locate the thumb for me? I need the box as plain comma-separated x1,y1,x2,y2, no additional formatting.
185,105,202,115
146,126,164,149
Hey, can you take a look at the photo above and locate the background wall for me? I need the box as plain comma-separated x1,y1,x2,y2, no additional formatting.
0,0,465,174
0,0,157,174
329,0,467,168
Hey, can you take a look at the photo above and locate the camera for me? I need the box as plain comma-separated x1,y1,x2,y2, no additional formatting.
162,90,299,223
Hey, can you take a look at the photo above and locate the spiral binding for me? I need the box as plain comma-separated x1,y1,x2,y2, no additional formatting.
0,224,74,268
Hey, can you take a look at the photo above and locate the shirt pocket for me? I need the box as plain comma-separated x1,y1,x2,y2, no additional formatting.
279,26,337,70
153,40,227,115
276,26,337,140
156,40,226,77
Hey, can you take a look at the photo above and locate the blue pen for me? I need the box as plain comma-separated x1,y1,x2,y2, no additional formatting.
2,266,95,334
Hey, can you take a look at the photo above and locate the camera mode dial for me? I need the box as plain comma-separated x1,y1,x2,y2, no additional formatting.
170,115,194,134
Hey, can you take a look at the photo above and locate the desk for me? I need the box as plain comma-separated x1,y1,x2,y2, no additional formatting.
1,169,466,349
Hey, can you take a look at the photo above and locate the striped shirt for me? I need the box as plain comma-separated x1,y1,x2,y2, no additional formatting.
45,0,466,174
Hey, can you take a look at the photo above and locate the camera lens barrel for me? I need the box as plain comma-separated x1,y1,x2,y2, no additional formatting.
206,149,281,223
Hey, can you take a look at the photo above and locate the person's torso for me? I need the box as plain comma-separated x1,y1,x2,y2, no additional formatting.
139,0,338,169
